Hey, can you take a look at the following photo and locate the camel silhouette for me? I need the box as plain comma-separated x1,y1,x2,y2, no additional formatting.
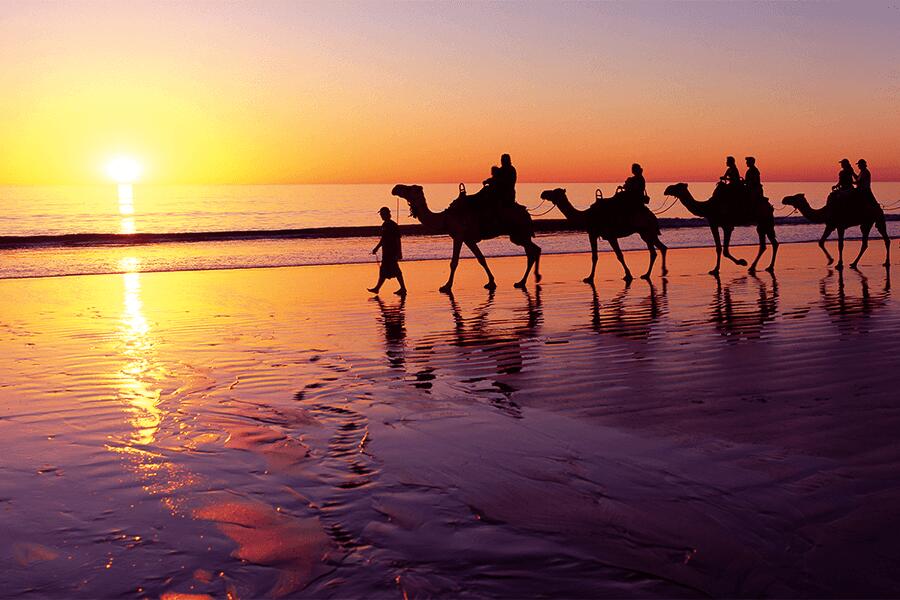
781,193,890,270
540,188,667,283
392,184,541,292
663,183,779,275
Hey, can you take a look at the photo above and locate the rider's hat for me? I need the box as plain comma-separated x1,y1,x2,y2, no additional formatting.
857,158,867,167
378,206,391,215
840,158,851,167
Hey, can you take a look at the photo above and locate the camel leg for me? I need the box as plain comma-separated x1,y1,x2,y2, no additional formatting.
440,238,463,293
710,226,723,275
513,240,534,289
657,239,668,276
466,241,496,290
836,228,845,270
608,238,633,281
584,235,598,284
850,223,872,269
819,226,835,265
723,227,747,266
748,226,767,273
639,233,657,280
875,218,891,266
766,228,779,272
531,241,542,283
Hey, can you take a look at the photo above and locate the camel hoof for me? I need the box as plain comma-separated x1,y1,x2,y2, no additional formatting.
883,262,890,267
835,263,844,271
765,266,775,273
582,277,593,284
736,259,748,266
640,273,651,281
535,273,542,283
850,263,859,270
661,268,669,276
513,281,525,289
485,281,498,290
623,274,634,282
748,267,757,274
708,269,719,276
439,285,452,294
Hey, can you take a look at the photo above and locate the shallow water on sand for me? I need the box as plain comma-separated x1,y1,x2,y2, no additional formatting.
1,243,899,597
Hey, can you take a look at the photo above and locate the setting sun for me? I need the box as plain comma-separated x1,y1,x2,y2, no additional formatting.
105,156,143,184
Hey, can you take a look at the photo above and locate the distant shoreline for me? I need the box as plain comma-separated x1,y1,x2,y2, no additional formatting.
3,215,898,250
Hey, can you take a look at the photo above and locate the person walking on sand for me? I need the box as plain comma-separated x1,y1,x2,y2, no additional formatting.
368,207,407,296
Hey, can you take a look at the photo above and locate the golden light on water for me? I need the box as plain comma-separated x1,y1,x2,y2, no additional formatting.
106,156,142,234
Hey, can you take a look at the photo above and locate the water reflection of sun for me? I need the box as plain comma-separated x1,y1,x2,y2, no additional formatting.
118,259,159,446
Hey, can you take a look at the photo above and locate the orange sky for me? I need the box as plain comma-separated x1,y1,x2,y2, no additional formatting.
1,1,898,184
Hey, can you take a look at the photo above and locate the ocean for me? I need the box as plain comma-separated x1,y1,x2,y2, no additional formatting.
1,182,898,279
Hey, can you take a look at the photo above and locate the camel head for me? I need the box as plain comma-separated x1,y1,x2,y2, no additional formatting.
391,184,426,219
540,188,567,205
781,193,806,208
664,183,689,198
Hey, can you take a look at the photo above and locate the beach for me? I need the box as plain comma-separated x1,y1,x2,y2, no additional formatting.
2,241,899,598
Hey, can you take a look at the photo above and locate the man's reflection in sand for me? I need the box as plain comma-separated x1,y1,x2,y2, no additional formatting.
372,294,407,370
589,278,667,341
708,272,779,341
819,267,890,335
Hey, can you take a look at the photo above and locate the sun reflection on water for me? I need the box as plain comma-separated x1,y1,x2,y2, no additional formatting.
118,183,136,234
117,259,159,446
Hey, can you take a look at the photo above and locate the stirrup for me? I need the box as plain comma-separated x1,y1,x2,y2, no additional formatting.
459,182,467,197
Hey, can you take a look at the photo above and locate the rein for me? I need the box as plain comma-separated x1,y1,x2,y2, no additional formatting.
652,196,679,216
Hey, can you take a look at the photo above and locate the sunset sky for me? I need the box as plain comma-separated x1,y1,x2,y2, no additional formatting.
1,0,898,184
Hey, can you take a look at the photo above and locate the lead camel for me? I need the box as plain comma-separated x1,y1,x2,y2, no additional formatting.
391,184,542,292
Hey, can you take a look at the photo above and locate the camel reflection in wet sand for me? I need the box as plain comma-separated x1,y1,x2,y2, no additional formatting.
391,287,542,417
819,267,890,334
708,273,779,341
588,278,668,341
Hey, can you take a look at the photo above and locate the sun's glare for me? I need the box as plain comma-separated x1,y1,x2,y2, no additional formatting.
105,156,143,183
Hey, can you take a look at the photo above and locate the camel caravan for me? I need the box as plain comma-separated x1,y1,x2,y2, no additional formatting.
375,154,892,295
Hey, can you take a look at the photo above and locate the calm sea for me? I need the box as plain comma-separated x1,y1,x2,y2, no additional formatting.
1,182,898,279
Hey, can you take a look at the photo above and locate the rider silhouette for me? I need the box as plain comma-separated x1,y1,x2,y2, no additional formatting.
618,163,647,203
720,156,742,186
856,158,877,206
833,158,858,192
744,156,763,200
483,153,517,205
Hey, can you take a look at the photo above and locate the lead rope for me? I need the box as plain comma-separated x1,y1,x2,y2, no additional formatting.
652,196,679,216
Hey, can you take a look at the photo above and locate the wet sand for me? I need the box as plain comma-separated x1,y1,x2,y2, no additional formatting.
1,241,898,598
